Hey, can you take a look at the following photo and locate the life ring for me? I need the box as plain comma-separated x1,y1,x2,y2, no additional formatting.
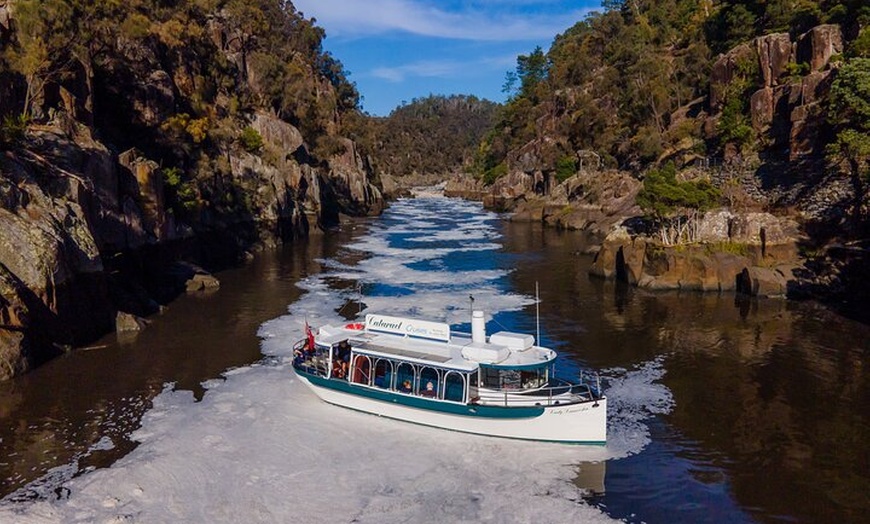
345,322,365,330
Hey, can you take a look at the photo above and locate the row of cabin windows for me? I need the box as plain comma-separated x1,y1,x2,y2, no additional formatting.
350,355,468,402
348,353,550,400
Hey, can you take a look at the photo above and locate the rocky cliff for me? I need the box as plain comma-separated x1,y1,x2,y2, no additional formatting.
0,1,383,379
450,8,869,319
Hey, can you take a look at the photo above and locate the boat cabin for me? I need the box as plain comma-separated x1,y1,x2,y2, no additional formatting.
295,312,567,406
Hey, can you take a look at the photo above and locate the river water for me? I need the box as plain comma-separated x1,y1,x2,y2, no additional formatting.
0,196,867,523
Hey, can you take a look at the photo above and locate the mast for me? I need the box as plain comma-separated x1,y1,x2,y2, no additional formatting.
535,281,540,346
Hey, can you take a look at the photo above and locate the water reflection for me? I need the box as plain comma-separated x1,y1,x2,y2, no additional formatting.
0,234,351,500
502,221,870,524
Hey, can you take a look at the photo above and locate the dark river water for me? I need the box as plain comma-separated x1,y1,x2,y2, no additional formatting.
0,196,868,523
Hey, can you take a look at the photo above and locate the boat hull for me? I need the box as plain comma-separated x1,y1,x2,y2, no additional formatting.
295,369,606,444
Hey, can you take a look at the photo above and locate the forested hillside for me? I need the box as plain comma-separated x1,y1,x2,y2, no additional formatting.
360,95,498,178
478,0,869,183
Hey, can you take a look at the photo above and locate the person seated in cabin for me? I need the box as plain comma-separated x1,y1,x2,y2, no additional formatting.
337,341,351,363
421,381,437,398
400,380,412,393
333,360,346,379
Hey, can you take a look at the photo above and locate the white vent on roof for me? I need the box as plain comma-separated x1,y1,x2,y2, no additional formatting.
489,332,534,350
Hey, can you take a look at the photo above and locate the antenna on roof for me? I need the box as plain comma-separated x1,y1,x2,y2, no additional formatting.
535,281,540,346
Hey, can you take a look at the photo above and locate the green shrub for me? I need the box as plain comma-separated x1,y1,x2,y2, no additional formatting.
555,156,577,183
784,62,810,79
705,241,750,256
0,114,29,148
239,126,264,153
482,162,507,186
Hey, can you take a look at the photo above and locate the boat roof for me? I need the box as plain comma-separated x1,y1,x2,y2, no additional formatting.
316,320,556,372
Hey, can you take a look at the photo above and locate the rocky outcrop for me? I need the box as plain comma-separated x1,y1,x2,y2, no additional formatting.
796,25,844,72
756,33,792,88
492,169,642,238
590,211,802,296
444,175,488,201
0,146,115,379
710,43,756,111
712,25,843,160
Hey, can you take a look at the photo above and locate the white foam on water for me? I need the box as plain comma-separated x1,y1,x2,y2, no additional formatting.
0,196,674,522
0,365,621,523
600,358,675,460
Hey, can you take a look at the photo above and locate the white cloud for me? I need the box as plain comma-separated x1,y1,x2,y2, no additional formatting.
369,53,524,82
293,0,590,41
371,59,462,82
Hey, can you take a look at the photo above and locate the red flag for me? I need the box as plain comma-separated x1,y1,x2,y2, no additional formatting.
305,321,315,350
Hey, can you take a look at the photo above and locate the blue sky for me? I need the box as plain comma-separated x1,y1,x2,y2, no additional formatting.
292,0,601,116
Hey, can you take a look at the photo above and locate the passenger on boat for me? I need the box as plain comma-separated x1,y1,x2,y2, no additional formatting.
400,380,412,393
336,341,351,379
333,359,347,379
421,381,436,398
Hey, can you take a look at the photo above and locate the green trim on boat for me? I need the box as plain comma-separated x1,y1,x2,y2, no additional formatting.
297,368,545,419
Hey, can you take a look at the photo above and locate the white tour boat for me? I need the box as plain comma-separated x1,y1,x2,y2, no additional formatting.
292,311,606,444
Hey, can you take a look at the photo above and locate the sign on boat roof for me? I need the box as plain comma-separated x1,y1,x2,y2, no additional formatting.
365,314,451,342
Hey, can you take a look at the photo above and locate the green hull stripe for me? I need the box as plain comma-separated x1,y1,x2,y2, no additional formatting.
297,368,545,419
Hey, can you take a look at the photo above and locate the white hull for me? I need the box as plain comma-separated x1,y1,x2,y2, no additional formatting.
296,373,607,444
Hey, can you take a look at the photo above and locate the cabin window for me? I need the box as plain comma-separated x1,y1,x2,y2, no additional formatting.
500,370,522,389
419,367,441,398
481,368,527,389
373,359,393,389
520,368,547,389
395,362,416,393
351,355,371,385
444,372,466,402
311,344,331,375
482,368,500,388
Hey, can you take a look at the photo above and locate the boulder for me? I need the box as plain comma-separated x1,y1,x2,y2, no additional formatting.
750,87,775,130
118,149,167,241
252,112,304,157
0,329,28,381
736,267,789,297
131,70,175,127
796,25,843,72
185,273,220,293
799,71,834,105
115,311,148,332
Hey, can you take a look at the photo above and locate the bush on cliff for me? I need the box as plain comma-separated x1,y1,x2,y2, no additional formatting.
827,57,870,220
637,162,721,245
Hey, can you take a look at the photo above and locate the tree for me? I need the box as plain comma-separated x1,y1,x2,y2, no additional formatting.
827,58,870,220
637,162,721,245
4,0,74,118
503,46,549,101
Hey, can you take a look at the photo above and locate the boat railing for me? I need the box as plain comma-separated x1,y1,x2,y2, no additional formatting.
292,339,329,376
481,377,603,407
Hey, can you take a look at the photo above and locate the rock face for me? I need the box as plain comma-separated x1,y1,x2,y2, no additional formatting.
589,211,801,296
756,33,793,88
796,25,844,72
0,8,385,380
711,24,843,160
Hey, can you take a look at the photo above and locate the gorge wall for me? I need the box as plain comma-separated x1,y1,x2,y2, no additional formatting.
0,1,383,379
